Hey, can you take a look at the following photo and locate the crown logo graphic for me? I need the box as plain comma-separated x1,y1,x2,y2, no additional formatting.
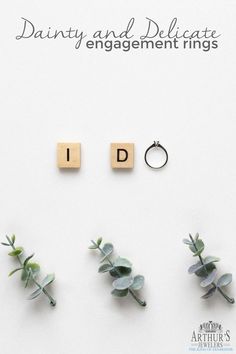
199,321,222,333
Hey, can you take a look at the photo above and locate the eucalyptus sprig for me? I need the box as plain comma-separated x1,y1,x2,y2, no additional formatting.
183,233,234,304
2,235,56,307
89,238,146,307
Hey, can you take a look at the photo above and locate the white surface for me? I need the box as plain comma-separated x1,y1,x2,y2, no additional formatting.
0,1,236,353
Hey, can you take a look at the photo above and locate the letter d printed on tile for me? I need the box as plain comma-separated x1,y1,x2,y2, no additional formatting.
111,143,134,169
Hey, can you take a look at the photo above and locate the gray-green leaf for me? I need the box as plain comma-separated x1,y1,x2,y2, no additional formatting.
194,233,199,241
109,266,132,277
25,271,31,288
217,273,232,288
11,235,16,244
111,288,129,297
112,276,134,290
88,240,98,249
114,257,132,269
193,240,204,256
8,267,23,277
26,263,40,275
23,254,34,267
188,257,220,274
204,256,220,264
188,261,202,274
8,247,24,257
28,288,43,300
102,243,113,254
100,243,113,262
201,287,216,299
183,238,192,245
41,274,55,288
98,264,113,273
21,263,40,281
97,237,102,246
21,269,28,282
200,269,217,287
130,275,144,291
195,262,216,278
189,239,204,254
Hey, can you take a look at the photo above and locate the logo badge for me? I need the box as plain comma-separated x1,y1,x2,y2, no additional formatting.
189,321,232,351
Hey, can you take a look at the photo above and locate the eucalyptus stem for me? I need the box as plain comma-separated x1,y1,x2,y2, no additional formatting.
189,234,234,304
128,288,146,306
6,236,23,266
6,236,56,307
189,235,204,265
34,275,56,306
95,243,146,307
90,239,146,307
217,286,234,304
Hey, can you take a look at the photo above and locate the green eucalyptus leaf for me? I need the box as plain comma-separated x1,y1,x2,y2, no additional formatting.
25,271,31,288
41,274,55,288
98,264,113,273
8,267,23,277
201,287,216,299
21,263,40,282
97,237,102,246
193,248,204,257
21,269,28,281
196,263,216,277
189,243,196,253
112,275,134,290
188,257,220,275
102,243,113,254
88,240,98,249
111,288,128,297
23,254,34,267
109,268,119,277
217,273,232,288
189,239,204,254
26,262,40,275
188,261,202,274
200,269,217,287
109,257,132,277
8,247,24,257
28,288,43,300
1,242,10,246
204,256,220,264
183,238,192,245
194,233,199,241
193,240,204,256
113,257,132,269
11,235,16,244
110,266,132,277
100,243,114,262
6,235,12,244
130,275,145,291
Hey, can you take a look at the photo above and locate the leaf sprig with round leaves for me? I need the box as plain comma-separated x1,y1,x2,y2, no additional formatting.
89,238,146,307
183,233,234,304
2,235,56,307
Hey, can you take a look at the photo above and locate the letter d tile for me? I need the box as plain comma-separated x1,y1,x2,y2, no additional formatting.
111,143,134,169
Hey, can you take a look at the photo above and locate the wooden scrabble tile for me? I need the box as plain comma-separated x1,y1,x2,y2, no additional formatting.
111,143,134,169
57,143,81,168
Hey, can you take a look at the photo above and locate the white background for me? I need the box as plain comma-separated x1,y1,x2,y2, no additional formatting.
0,1,236,353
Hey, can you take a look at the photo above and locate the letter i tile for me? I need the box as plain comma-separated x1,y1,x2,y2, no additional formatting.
57,143,81,168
